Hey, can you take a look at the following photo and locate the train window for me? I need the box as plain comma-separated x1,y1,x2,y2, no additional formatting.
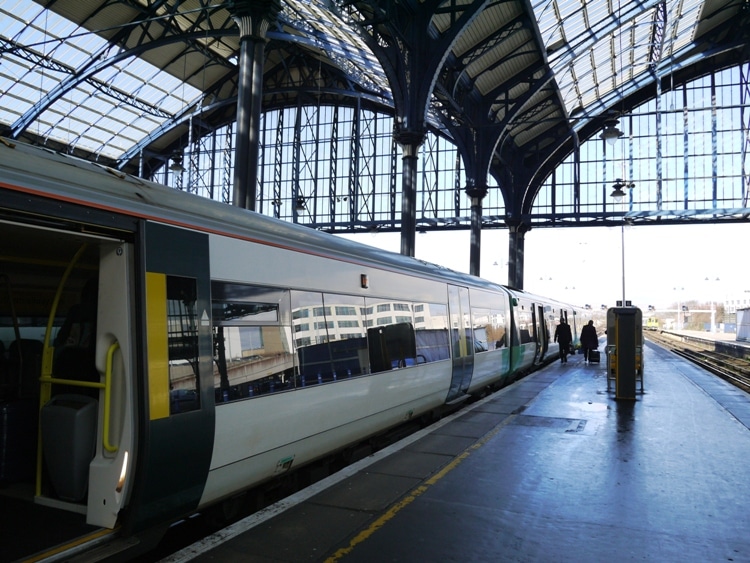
323,293,368,379
468,289,510,351
471,308,491,352
474,308,509,352
293,292,368,385
293,291,327,385
211,283,294,403
365,298,415,370
414,303,450,363
367,322,417,372
515,303,535,344
167,276,200,414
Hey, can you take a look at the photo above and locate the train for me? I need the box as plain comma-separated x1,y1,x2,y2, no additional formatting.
0,138,588,561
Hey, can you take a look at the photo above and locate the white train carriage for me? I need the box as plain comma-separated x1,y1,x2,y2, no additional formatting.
0,138,576,560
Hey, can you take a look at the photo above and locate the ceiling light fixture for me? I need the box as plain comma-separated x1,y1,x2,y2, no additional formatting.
600,117,624,146
610,178,634,202
169,156,184,172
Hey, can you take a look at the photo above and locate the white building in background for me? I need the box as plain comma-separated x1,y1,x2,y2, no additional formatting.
737,309,750,342
724,290,750,315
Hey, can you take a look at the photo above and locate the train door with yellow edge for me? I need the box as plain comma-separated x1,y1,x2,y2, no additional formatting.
126,221,215,532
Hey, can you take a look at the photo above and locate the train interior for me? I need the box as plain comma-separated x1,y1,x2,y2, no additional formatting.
0,219,108,558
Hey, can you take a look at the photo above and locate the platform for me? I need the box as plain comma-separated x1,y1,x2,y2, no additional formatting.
164,338,750,562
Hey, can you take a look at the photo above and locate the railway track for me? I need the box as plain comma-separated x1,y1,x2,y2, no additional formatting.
644,331,750,393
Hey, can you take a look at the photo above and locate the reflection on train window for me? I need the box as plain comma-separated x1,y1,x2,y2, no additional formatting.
293,292,368,385
516,305,535,344
414,302,450,363
366,299,450,367
368,322,417,371
470,290,508,351
211,282,294,403
470,308,491,352
167,276,200,414
366,298,415,370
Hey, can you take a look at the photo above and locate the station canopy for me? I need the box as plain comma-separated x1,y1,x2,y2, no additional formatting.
0,0,744,171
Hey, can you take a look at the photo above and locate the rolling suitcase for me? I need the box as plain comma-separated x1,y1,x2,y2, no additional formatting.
589,349,600,363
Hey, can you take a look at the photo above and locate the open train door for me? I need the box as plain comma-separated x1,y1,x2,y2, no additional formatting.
534,304,549,363
84,240,137,528
29,234,138,530
124,222,215,532
530,306,540,364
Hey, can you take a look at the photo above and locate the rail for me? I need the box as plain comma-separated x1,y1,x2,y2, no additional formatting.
644,331,750,393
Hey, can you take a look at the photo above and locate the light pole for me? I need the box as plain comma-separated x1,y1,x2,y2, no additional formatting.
610,179,634,306
673,287,684,330
705,276,720,333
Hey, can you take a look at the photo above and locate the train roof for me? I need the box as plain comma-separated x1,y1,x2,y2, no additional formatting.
0,138,515,296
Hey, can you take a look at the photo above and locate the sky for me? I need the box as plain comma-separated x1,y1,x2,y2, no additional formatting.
340,222,748,311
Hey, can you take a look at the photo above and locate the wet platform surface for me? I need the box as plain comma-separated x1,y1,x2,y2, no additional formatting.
165,338,750,562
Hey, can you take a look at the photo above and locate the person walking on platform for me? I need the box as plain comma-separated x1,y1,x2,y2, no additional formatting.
554,319,572,364
580,320,598,364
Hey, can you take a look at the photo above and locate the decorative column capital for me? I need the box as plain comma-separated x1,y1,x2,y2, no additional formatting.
393,126,426,156
228,0,282,38
506,218,531,235
464,181,488,201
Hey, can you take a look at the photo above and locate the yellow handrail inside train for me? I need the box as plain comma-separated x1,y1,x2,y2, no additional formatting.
38,341,119,453
36,243,88,497
103,342,121,453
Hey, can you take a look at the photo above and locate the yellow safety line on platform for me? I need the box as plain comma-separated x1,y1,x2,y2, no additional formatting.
324,416,515,562
21,527,118,562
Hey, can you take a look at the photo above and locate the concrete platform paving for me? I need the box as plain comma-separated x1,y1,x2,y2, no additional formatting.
165,339,750,562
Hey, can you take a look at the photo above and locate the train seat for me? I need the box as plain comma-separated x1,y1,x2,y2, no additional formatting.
41,393,97,502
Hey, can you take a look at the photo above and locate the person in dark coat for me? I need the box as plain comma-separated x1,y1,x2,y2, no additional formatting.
553,319,572,364
580,320,598,363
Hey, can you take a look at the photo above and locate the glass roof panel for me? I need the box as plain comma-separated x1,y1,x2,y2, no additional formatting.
585,0,611,27
560,5,588,41
284,0,390,96
0,0,203,159
0,0,722,161
1,0,391,159
534,0,563,49
533,0,706,120
668,0,703,56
